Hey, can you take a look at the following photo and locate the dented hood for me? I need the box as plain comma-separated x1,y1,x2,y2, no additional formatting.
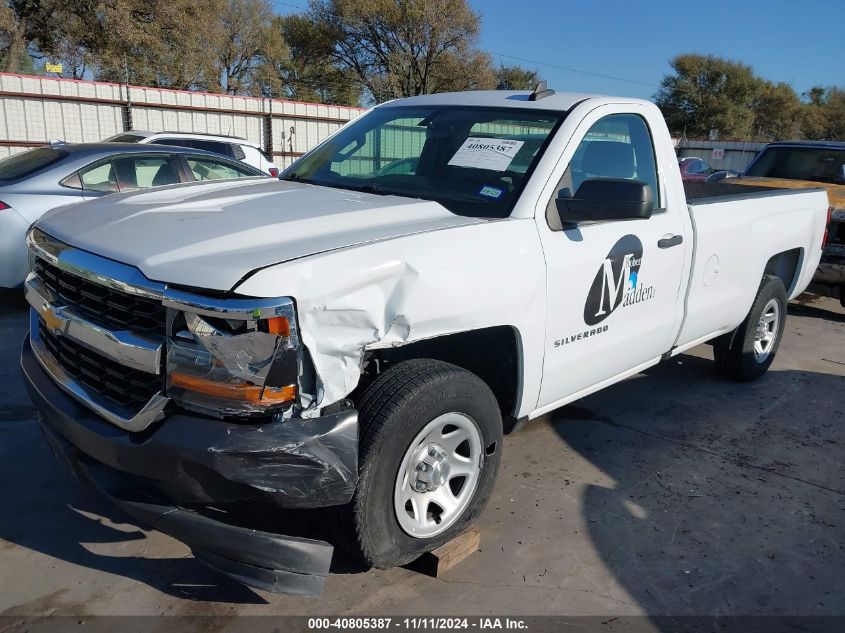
35,178,481,291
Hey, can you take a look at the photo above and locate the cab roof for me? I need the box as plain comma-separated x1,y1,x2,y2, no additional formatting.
377,90,648,113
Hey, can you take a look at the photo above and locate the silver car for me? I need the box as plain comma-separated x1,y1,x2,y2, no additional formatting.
0,142,267,288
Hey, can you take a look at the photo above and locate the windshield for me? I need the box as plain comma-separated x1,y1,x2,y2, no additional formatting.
745,146,845,184
281,106,564,218
0,147,67,182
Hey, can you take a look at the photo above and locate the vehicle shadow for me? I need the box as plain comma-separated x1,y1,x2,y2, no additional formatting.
547,353,845,621
790,289,845,322
1,288,369,605
0,288,28,310
0,425,271,607
788,302,845,323
9,295,248,608
0,424,374,611
0,293,36,423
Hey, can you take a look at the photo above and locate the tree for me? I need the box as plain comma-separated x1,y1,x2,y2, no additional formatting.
211,0,287,95
306,0,496,103
495,64,540,90
656,54,845,141
37,2,99,79
802,86,845,140
825,88,845,140
0,1,106,78
752,81,804,141
92,0,219,90
655,54,762,138
1,0,68,73
1,0,31,73
253,13,360,105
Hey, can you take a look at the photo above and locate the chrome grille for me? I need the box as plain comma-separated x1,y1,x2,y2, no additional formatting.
38,320,164,412
26,227,300,432
34,258,166,337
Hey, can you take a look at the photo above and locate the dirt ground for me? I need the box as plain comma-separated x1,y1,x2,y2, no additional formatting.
0,289,842,623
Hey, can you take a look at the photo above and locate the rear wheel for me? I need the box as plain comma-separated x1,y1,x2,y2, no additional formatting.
714,275,787,381
331,359,502,568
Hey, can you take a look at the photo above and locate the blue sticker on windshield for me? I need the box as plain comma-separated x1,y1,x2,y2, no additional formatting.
478,185,503,199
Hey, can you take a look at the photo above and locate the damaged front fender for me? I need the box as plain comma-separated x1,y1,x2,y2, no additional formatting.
295,259,419,411
233,219,547,419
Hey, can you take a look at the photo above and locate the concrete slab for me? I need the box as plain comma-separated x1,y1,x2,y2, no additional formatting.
0,289,842,617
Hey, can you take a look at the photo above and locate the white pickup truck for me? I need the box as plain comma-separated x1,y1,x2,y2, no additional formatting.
21,86,830,595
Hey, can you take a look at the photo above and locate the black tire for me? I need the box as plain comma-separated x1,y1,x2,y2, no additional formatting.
713,275,787,381
839,287,844,308
331,359,503,568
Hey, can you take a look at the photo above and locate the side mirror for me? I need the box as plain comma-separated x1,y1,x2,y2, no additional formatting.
556,178,654,224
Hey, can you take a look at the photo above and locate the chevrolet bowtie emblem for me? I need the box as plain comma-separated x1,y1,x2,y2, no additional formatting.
40,305,64,332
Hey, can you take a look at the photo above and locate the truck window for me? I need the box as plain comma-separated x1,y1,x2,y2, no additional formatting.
559,114,660,207
282,106,564,219
745,146,845,184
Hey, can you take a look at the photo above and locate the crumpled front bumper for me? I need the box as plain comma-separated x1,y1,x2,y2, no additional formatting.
21,336,359,595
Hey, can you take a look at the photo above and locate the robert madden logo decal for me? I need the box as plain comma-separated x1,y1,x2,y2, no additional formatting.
556,234,656,348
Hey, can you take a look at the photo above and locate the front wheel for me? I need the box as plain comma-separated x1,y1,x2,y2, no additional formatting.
331,359,502,568
713,275,787,381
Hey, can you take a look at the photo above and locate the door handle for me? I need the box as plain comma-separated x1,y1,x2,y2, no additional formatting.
658,234,683,249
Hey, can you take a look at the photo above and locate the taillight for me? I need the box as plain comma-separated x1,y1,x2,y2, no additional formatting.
0,201,9,210
268,167,280,178
822,206,832,248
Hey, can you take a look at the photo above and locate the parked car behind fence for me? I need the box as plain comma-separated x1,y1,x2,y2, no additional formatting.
104,131,279,177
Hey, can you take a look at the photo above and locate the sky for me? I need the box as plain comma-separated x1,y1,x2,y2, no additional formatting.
271,0,845,101
472,0,845,99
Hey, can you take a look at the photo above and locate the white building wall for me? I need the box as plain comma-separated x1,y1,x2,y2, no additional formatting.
0,72,366,161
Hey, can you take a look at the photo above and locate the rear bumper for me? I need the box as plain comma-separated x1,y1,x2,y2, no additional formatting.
22,336,359,595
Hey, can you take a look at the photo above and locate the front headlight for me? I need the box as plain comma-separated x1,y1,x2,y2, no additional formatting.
163,294,300,419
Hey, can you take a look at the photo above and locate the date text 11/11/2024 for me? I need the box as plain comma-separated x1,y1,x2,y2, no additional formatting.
307,617,529,630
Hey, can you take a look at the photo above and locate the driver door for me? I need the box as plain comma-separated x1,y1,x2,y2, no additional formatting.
535,109,688,410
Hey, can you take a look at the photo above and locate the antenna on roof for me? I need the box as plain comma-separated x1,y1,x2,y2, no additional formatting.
528,80,555,101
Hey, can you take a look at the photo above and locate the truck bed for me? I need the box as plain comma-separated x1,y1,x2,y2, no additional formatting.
676,184,829,352
683,180,786,202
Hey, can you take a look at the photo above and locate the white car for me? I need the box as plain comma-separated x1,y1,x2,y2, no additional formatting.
24,86,830,595
104,130,279,177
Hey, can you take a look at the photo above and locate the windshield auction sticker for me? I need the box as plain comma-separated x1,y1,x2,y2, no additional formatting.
448,137,525,171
